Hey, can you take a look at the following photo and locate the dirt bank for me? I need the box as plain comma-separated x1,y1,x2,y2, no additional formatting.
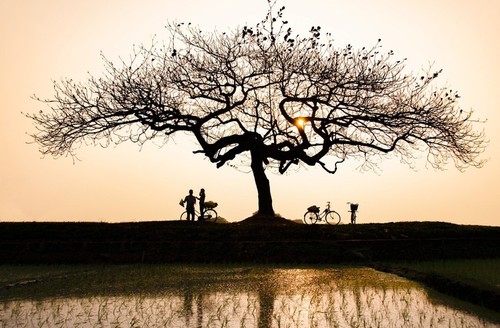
0,221,498,264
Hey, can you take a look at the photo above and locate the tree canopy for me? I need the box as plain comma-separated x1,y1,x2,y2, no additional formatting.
28,2,486,219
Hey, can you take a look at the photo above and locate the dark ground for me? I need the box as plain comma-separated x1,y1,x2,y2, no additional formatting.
1,220,498,264
1,220,499,311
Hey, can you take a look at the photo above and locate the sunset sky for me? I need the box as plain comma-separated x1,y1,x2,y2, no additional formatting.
1,0,499,225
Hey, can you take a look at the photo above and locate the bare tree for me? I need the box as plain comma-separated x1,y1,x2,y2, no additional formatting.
28,3,485,220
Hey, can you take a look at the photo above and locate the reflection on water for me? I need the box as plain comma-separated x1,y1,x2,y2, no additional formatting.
0,267,498,327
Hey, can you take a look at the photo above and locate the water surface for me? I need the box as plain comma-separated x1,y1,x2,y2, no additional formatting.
0,266,498,327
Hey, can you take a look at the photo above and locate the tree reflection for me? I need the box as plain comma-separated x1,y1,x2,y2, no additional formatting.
0,267,498,327
256,275,276,327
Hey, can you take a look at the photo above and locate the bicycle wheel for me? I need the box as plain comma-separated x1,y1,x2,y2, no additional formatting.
303,211,319,225
325,211,341,225
203,209,218,223
180,211,188,221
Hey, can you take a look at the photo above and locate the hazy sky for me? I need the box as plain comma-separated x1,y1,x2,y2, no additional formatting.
1,0,499,225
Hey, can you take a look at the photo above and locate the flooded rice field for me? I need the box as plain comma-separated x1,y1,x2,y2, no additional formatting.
0,265,498,327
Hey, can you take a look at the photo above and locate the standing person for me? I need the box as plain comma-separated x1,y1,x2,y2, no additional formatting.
198,188,206,220
183,189,197,221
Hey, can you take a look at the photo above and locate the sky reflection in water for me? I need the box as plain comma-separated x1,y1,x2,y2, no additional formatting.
0,267,498,327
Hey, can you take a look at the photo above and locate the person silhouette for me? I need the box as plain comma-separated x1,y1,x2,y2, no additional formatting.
183,189,197,221
198,188,206,220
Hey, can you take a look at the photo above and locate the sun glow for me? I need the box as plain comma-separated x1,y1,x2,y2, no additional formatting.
295,118,306,129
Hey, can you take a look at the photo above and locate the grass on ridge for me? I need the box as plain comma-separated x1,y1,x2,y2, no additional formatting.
395,258,500,290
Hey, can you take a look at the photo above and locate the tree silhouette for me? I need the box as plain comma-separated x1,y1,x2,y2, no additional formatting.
28,2,485,220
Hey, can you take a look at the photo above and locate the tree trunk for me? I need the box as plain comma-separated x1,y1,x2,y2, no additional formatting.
250,148,275,217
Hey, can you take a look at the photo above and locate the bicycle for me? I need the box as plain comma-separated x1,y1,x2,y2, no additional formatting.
348,202,359,224
303,201,341,225
179,202,218,223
